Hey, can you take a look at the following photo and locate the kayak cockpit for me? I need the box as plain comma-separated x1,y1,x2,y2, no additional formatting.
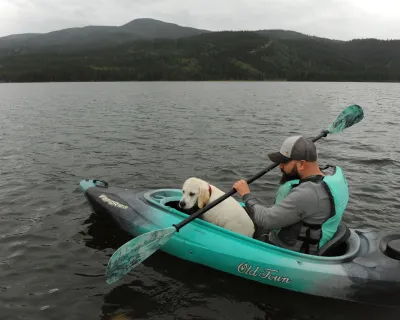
143,188,361,260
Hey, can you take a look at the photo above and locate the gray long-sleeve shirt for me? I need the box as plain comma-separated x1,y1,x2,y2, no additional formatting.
242,180,333,252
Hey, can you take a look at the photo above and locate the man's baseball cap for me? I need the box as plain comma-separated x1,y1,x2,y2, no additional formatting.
268,135,317,164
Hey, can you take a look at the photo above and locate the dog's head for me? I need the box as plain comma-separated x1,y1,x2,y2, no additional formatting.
179,177,211,213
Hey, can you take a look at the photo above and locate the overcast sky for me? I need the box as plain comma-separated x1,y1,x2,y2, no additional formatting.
1,0,399,40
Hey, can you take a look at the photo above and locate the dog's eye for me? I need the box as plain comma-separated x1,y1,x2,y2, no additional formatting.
189,192,195,197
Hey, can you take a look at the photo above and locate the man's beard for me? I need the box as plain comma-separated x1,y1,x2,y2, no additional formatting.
279,165,300,184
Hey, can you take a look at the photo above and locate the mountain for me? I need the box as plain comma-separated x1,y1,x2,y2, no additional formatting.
0,18,211,56
120,18,209,38
0,19,343,57
256,29,326,41
0,19,400,83
0,33,41,41
1,30,400,83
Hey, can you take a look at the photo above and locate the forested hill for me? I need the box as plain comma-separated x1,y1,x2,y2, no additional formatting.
1,20,399,82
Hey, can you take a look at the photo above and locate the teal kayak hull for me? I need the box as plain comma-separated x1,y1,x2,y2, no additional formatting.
79,179,400,307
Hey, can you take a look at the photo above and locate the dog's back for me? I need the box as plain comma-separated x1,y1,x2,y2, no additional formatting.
203,184,255,237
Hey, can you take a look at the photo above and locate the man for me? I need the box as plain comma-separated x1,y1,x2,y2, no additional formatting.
233,135,349,255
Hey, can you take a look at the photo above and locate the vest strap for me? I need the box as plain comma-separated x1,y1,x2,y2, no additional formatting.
295,177,328,253
302,221,323,230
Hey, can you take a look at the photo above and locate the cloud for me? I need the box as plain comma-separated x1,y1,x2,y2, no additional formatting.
0,0,399,40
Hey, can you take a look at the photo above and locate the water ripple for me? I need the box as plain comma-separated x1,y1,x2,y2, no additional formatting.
0,81,399,320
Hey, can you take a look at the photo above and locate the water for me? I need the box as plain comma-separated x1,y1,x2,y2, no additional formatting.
0,82,399,320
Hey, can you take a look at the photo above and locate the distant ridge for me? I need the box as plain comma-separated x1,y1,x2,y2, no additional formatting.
1,18,400,83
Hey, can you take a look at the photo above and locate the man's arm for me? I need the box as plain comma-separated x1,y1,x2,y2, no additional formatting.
242,187,309,232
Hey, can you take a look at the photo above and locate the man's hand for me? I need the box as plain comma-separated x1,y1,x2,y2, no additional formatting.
233,179,251,197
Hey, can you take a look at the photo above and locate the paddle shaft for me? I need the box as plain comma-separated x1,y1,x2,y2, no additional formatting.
174,129,329,231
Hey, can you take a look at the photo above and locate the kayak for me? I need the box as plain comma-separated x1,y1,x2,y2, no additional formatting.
79,179,400,307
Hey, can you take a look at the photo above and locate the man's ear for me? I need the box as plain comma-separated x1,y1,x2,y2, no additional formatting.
297,160,306,171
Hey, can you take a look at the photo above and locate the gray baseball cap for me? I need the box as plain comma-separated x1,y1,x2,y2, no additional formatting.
268,135,317,163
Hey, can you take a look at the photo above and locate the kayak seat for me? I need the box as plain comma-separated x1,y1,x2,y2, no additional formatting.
317,222,351,256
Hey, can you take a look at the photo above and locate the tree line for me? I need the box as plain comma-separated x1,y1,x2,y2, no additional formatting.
1,31,400,82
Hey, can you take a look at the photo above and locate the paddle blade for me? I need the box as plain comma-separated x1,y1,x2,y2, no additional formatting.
327,104,364,134
105,227,176,284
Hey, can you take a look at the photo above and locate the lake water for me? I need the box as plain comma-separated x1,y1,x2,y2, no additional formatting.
0,81,399,320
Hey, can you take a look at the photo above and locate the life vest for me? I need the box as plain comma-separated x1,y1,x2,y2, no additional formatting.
273,165,349,254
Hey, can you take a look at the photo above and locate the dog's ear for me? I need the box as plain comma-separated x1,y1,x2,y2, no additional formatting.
197,186,210,209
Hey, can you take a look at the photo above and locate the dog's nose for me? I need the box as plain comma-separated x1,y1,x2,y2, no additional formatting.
179,201,186,208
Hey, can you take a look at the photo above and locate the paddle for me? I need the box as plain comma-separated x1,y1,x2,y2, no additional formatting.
105,104,364,284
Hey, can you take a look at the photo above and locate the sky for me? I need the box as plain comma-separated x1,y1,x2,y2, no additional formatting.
0,0,399,40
